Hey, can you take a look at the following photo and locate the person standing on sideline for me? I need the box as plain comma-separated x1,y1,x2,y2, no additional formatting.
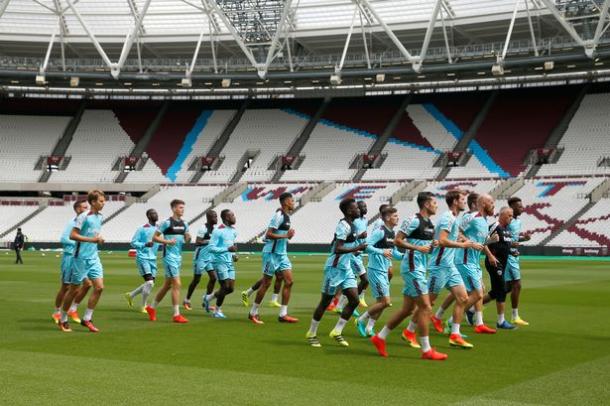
14,228,25,264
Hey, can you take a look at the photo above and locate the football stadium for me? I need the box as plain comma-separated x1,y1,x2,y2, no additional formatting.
1,0,610,404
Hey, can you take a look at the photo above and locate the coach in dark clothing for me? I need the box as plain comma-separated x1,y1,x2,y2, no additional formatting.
483,207,516,329
13,228,25,265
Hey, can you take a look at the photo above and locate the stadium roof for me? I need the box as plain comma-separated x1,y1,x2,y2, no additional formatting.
0,0,609,95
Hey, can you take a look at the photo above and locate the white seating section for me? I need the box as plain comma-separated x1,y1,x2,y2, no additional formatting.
203,110,307,183
549,199,610,247
49,110,157,183
407,105,457,152
282,121,375,182
175,110,235,183
16,201,124,243
0,204,39,239
210,183,314,243
538,93,610,177
103,185,224,242
290,183,403,244
361,139,440,181
0,114,69,182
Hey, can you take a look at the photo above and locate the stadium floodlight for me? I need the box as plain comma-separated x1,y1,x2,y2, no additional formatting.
35,75,46,86
181,78,193,88
544,61,555,71
221,78,232,88
376,74,385,83
330,74,342,85
492,64,505,76
70,77,80,87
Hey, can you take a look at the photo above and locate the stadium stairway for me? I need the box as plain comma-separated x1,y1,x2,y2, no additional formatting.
539,201,596,246
115,101,169,183
271,97,331,182
191,100,249,183
438,90,497,180
38,101,86,183
525,84,590,178
352,95,412,182
187,183,246,225
490,177,526,199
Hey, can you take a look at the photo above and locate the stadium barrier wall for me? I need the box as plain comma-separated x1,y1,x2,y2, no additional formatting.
8,243,608,257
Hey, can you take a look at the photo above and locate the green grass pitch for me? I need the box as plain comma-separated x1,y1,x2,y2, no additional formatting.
1,251,609,405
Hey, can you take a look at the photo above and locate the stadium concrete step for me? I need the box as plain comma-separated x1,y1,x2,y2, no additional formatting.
38,101,86,183
439,90,497,180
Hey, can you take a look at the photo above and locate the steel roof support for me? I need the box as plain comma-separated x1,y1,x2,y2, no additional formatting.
359,11,371,69
40,30,57,76
64,0,114,73
525,0,539,57
414,0,443,72
259,0,295,79
440,6,453,64
203,0,260,73
353,0,414,63
116,0,152,78
538,0,586,49
501,0,521,62
591,0,610,55
336,7,358,75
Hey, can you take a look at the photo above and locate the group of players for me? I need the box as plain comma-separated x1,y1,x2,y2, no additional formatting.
51,187,530,362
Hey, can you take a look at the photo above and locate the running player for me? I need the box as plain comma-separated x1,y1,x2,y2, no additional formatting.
204,209,238,319
433,192,479,325
248,192,298,324
355,206,401,336
125,209,159,313
506,197,530,326
305,198,366,348
52,199,89,324
483,206,516,329
427,190,483,349
370,192,447,360
453,194,497,334
58,190,106,333
335,200,371,313
183,210,218,311
145,199,190,323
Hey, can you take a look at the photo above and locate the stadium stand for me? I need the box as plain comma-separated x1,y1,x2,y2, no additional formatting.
103,185,225,242
537,92,610,177
549,199,610,247
209,109,309,183
48,110,157,183
18,198,126,243
210,183,314,243
0,201,40,237
290,183,402,244
0,114,70,182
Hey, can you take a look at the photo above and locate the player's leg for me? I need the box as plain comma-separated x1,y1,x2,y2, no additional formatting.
126,260,150,309
213,271,234,318
415,294,447,360
306,293,333,347
71,278,92,318
242,276,263,306
59,284,81,331
170,276,188,323
329,286,359,347
249,274,273,323
205,270,217,295
278,269,297,322
371,295,416,357
447,283,474,348
433,292,454,326
270,274,283,307
357,272,389,335
78,276,103,332
146,276,171,321
53,283,69,323
184,274,201,310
